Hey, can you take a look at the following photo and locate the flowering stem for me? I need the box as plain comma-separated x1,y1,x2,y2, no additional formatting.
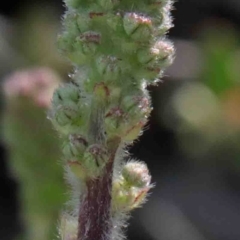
49,1,175,239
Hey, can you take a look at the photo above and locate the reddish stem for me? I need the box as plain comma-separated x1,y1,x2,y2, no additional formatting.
77,139,120,240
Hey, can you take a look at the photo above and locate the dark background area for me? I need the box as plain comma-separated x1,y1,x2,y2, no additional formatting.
1,1,240,240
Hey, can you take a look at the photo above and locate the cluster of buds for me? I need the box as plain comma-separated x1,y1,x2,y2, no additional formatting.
50,0,175,239
50,82,88,135
112,161,152,213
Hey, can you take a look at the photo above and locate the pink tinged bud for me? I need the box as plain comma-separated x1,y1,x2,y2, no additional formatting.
75,31,101,55
138,40,174,69
122,161,151,188
137,48,156,65
134,67,161,82
83,144,109,178
153,40,174,59
123,13,152,41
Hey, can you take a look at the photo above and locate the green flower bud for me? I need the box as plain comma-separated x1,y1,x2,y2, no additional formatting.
97,0,119,11
106,13,122,31
63,141,79,159
63,134,88,158
57,33,74,54
121,93,151,119
120,38,139,54
69,134,88,152
73,31,101,57
52,83,80,106
67,160,87,179
105,106,125,136
130,187,150,210
63,12,80,36
111,178,151,212
112,188,135,212
123,13,152,41
122,161,151,188
77,13,91,33
105,101,149,141
83,144,109,178
94,82,110,101
54,102,79,127
122,120,146,142
96,55,122,81
111,180,134,212
109,86,121,101
64,0,81,8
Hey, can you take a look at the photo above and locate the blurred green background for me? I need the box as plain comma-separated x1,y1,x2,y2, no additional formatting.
0,1,240,240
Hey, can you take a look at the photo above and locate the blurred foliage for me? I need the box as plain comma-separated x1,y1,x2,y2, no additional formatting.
3,95,66,240
0,4,70,240
160,20,240,174
12,5,68,73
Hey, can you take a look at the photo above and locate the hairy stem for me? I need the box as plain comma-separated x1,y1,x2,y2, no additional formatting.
78,138,120,240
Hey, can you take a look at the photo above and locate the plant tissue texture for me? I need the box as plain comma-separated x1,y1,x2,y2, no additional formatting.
49,1,175,240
